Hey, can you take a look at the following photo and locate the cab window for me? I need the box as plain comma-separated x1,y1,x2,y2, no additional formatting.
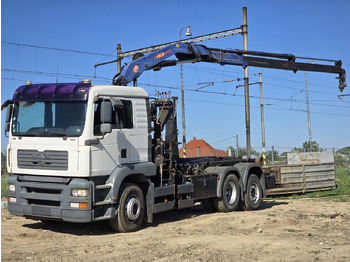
93,99,133,135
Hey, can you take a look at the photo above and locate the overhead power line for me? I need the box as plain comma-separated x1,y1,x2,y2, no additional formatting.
184,64,340,89
1,68,110,82
2,41,115,57
118,27,243,58
210,135,238,145
3,68,348,110
263,82,337,96
2,41,343,93
140,82,350,110
187,98,350,117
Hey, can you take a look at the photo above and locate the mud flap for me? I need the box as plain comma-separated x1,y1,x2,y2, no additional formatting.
146,182,154,223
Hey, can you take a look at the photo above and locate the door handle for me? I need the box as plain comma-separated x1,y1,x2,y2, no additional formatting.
121,149,127,158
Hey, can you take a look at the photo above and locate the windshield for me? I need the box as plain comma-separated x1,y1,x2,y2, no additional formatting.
12,101,87,137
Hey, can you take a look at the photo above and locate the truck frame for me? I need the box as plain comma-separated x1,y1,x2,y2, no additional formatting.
3,42,346,232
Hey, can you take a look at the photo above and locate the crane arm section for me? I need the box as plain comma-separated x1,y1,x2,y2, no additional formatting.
113,43,247,86
113,42,346,91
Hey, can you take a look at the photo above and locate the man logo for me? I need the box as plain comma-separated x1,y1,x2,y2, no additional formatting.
32,153,51,166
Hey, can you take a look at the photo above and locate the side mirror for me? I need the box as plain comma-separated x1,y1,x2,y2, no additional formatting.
100,101,112,135
100,123,112,134
100,101,112,123
4,104,13,136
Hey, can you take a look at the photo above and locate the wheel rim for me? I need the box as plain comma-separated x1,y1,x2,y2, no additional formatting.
249,181,260,204
125,195,141,222
225,181,237,205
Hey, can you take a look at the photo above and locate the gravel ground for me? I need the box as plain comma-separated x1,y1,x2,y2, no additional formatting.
2,198,350,262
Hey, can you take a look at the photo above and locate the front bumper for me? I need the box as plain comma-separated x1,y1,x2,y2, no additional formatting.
7,174,93,223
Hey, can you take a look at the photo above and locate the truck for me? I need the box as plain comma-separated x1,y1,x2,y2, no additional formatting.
3,42,346,232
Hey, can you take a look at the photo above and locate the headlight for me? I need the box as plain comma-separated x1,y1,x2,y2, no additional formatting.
71,189,89,197
8,184,15,192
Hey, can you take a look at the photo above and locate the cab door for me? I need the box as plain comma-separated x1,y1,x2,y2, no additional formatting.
90,97,149,176
90,98,128,176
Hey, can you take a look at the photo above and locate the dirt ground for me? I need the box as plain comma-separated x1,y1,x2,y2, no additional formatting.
1,198,350,262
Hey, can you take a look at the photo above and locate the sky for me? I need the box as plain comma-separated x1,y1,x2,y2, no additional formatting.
1,0,350,153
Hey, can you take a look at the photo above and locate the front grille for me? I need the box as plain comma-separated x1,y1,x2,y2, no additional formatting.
18,150,68,170
28,199,60,207
26,187,62,195
95,187,110,202
14,175,68,208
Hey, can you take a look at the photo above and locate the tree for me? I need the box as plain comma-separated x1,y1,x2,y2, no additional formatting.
265,150,281,164
335,146,350,168
1,151,7,176
337,146,350,156
291,141,321,153
226,146,260,158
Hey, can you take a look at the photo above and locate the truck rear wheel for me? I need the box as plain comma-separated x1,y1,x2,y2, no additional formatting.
240,174,262,211
213,174,240,212
109,183,145,233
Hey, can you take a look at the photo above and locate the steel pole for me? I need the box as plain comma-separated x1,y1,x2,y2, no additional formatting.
236,134,239,158
179,26,190,158
117,44,122,74
259,71,266,166
242,7,251,158
305,71,313,151
180,62,187,157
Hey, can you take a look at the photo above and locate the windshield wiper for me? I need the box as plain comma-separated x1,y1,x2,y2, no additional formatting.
14,133,39,137
14,132,68,138
38,132,68,138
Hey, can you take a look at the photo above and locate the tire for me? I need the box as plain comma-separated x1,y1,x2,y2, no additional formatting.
241,174,262,211
109,183,145,233
213,174,240,212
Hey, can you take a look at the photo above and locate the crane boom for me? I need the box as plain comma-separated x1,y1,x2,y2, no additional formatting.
113,42,346,91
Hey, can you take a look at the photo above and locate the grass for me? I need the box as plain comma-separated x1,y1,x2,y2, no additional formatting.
335,167,350,194
1,174,8,199
285,228,303,233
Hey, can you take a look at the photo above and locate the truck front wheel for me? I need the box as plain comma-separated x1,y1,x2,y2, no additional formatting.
214,174,240,212
109,183,145,233
240,174,262,211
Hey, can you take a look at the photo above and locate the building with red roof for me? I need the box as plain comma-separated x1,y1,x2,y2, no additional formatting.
179,137,228,158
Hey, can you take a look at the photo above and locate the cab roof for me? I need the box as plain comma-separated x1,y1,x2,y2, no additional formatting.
11,82,149,102
12,82,91,102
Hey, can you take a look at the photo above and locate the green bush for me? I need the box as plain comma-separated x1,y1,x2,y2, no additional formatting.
334,167,350,196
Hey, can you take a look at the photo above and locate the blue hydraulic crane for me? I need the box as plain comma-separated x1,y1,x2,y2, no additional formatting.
113,42,346,91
